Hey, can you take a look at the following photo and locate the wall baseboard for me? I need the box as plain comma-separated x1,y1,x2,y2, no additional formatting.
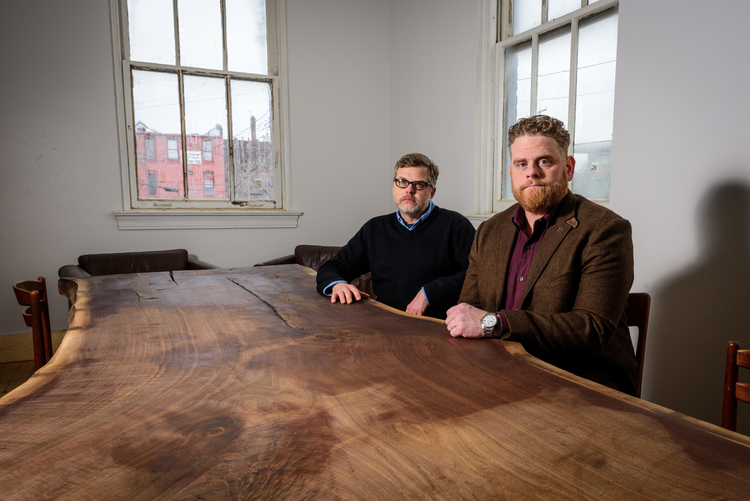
0,331,66,364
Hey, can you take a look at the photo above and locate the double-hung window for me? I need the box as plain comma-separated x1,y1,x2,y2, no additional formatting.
475,0,619,214
111,0,296,229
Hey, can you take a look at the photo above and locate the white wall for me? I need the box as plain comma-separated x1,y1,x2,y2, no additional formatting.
612,0,750,433
388,0,477,213
1,0,748,433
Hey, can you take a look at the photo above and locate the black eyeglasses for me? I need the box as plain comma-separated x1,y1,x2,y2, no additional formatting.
393,178,432,191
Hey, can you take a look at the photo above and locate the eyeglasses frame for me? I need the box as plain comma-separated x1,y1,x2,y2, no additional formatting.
393,178,433,191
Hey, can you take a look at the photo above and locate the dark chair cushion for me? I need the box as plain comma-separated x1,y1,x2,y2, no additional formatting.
293,245,342,271
78,249,190,276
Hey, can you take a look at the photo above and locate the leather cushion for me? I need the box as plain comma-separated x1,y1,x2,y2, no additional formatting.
78,249,190,276
294,245,342,271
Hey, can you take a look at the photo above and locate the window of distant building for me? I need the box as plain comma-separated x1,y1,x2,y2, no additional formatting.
110,0,298,229
147,171,157,196
205,170,215,197
475,0,618,214
145,136,155,159
167,138,179,161
203,140,213,162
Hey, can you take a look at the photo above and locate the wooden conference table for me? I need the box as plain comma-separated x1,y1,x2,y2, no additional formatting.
1,265,749,500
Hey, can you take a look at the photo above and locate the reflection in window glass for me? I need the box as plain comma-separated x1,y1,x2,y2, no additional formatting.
127,0,175,65
572,7,618,201
502,41,532,200
537,25,571,126
232,80,273,200
227,0,268,74
178,0,223,70
133,70,183,199
548,0,580,21
184,75,229,200
513,0,542,35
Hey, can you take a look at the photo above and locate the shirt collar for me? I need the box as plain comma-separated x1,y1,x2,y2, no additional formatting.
511,199,562,233
397,200,435,231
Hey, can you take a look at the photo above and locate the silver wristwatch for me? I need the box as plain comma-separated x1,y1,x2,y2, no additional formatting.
480,313,498,338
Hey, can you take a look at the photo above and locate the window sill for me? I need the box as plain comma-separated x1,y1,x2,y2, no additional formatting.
114,210,303,230
466,214,492,229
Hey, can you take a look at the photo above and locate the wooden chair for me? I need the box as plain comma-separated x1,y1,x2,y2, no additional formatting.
722,341,750,432
626,292,651,398
13,277,53,371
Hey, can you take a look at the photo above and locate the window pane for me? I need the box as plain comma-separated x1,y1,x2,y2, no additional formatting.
572,7,618,201
513,0,542,35
177,0,223,70
227,0,268,74
231,80,273,200
502,41,532,200
184,75,229,200
537,25,571,127
548,0,581,21
132,70,183,199
127,0,175,65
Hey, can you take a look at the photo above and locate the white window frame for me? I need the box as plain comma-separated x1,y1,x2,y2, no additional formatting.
473,0,618,219
109,0,300,230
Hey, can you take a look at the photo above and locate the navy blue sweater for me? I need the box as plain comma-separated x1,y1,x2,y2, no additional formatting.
316,206,476,319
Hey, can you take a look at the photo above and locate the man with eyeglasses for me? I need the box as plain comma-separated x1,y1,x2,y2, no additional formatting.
315,153,475,319
445,115,638,395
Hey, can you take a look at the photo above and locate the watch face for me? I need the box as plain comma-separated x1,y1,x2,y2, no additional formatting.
481,314,496,328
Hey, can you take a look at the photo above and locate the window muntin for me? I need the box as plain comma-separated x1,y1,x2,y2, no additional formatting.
497,1,618,205
119,0,283,210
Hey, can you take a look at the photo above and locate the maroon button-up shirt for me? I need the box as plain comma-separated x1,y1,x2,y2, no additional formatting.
496,203,560,336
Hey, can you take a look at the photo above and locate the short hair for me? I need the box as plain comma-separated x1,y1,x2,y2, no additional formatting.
508,115,570,157
394,153,439,187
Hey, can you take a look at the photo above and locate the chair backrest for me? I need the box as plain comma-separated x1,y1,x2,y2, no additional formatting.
293,245,342,271
13,277,53,371
722,341,750,432
78,249,190,276
626,292,651,398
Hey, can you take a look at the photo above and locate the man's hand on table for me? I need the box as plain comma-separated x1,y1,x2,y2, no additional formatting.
445,303,488,338
331,283,370,304
405,289,429,316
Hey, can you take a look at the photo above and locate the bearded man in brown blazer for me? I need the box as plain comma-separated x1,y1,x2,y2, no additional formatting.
446,115,638,395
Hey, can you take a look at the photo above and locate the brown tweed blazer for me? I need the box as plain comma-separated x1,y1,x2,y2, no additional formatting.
459,192,638,394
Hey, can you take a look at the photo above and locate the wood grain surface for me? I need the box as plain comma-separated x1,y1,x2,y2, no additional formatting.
1,265,749,500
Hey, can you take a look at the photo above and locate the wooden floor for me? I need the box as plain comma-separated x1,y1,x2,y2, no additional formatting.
0,360,35,399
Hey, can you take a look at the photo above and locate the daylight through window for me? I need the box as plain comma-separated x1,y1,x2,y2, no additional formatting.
118,0,283,209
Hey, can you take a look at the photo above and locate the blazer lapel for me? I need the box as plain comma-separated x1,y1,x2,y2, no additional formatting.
521,192,578,305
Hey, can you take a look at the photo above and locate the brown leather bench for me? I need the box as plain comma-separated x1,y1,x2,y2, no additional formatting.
254,244,373,297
